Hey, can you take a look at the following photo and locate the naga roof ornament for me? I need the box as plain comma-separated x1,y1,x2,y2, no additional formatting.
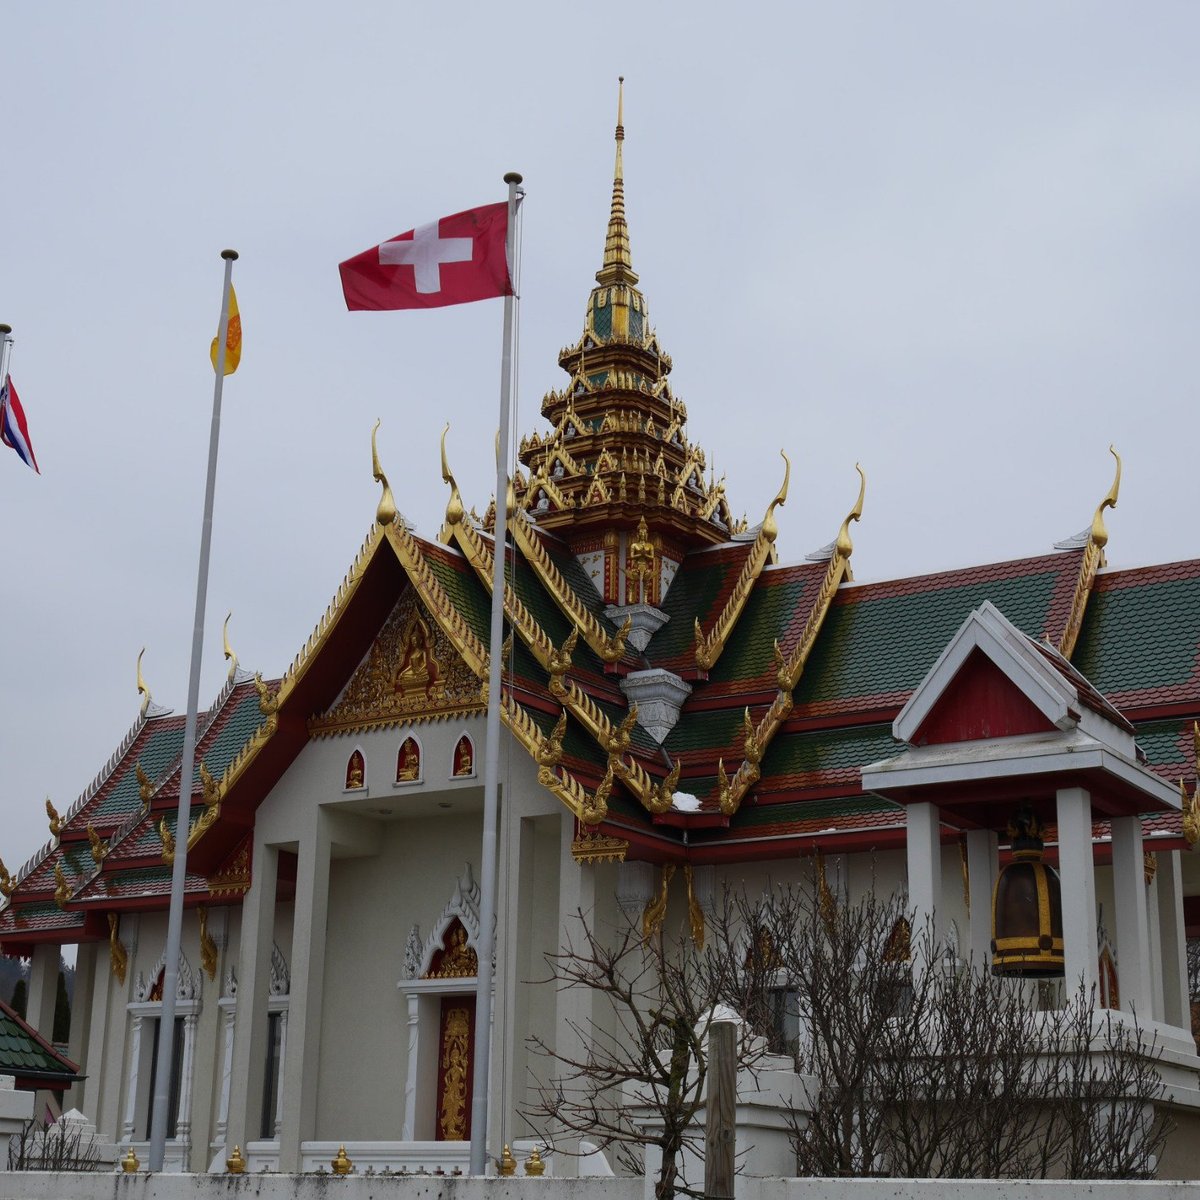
1059,446,1121,659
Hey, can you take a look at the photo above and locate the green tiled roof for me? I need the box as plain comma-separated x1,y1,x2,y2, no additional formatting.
425,554,491,646
760,722,899,779
0,1001,77,1080
1073,573,1200,699
90,723,185,822
649,552,741,662
796,570,1062,708
191,692,265,785
664,707,748,756
1134,718,1193,778
730,793,903,832
709,574,816,685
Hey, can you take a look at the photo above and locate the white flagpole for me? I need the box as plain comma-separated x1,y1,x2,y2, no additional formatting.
469,171,522,1176
148,248,238,1172
0,324,13,386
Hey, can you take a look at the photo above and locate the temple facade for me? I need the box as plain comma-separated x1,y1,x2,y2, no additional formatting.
3,90,1200,1177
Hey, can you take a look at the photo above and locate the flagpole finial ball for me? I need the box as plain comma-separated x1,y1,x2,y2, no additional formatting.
221,249,239,261
504,172,523,185
0,324,10,335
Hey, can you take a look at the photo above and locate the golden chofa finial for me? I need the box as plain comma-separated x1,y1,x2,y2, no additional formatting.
223,612,238,681
835,464,867,567
46,797,63,837
136,647,151,717
760,451,790,544
1089,445,1122,553
596,75,637,287
440,423,465,531
371,419,397,527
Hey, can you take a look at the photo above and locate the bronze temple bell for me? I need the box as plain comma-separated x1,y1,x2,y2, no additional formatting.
990,806,1065,977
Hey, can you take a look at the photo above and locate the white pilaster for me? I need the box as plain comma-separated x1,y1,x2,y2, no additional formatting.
554,811,597,1177
273,1007,288,1138
81,939,117,1126
1154,849,1191,1030
121,1015,143,1141
965,829,998,970
64,942,97,1112
175,1013,199,1149
278,807,333,1171
225,839,279,1155
402,992,420,1141
906,802,943,958
1056,787,1099,996
1111,816,1152,1016
25,942,59,1039
213,997,236,1148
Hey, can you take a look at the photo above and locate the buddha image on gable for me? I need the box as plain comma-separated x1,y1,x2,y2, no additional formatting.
393,613,440,699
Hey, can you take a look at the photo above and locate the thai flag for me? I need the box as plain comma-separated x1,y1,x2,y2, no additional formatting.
0,375,40,473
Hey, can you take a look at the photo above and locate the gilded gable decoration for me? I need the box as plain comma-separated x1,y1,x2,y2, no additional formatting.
310,590,486,737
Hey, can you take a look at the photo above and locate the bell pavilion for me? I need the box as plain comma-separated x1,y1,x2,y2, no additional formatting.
2,88,1200,1176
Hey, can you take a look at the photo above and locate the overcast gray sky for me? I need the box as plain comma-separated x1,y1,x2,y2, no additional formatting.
1,3,1197,877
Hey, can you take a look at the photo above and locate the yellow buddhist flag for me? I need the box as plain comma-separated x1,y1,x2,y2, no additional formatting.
209,284,242,375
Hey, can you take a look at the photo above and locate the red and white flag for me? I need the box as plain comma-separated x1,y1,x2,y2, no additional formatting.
340,202,512,311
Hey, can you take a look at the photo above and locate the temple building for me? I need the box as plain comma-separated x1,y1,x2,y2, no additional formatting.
2,89,1200,1176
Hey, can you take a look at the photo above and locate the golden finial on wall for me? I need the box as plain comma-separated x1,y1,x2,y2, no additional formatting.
198,904,218,981
159,816,175,863
330,1144,354,1176
524,1147,546,1176
223,612,239,681
199,760,221,809
497,1145,517,1176
371,419,397,527
121,1146,140,1173
225,1145,246,1175
135,761,154,807
136,647,152,717
108,912,128,985
87,823,108,864
45,796,63,837
1088,445,1122,556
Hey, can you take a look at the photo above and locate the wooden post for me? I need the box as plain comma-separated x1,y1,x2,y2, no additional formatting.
704,1021,736,1200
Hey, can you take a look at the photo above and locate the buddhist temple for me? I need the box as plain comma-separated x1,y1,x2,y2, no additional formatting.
2,85,1200,1177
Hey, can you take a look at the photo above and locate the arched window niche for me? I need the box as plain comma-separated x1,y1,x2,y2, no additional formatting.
344,748,366,792
451,734,475,779
397,864,491,1143
395,735,422,786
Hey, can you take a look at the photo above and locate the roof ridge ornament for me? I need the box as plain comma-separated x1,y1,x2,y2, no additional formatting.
595,76,638,288
223,612,239,681
1058,445,1121,659
441,423,465,534
136,647,151,717
371,419,397,527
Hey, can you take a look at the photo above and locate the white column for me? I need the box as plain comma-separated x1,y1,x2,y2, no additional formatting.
121,1016,144,1141
402,992,420,1141
906,802,943,963
1111,816,1152,1016
175,1012,199,1153
273,1008,288,1137
81,941,117,1126
65,942,97,1112
1155,850,1190,1030
554,811,597,1178
965,829,999,971
1146,859,1165,1022
213,999,236,1147
278,807,333,1171
25,942,59,1039
225,839,279,1155
1056,787,1099,997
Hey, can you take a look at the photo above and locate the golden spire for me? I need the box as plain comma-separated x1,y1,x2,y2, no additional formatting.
223,612,238,681
440,424,465,530
595,76,638,287
371,419,397,527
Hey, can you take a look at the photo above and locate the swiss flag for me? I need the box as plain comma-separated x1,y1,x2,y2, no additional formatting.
339,202,512,311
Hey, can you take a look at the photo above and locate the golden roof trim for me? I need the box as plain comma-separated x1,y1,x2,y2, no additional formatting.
571,831,629,864
694,452,789,672
717,465,864,817
1059,446,1121,659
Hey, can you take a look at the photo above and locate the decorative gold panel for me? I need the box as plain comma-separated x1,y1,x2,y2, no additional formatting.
310,590,485,736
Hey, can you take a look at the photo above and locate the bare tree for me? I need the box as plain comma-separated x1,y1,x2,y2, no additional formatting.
744,881,1173,1179
523,903,766,1200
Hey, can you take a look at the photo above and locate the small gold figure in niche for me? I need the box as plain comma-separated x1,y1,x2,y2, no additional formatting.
396,737,420,782
345,750,365,790
452,735,474,777
629,516,655,604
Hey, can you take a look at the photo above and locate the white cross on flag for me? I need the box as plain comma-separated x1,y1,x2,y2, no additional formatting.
339,202,512,310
